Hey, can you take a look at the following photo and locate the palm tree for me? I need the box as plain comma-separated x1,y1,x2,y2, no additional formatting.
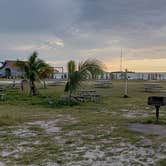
38,65,54,88
16,52,53,96
65,59,103,98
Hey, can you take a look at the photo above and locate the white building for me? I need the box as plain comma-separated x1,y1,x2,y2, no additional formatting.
0,60,24,78
111,72,166,80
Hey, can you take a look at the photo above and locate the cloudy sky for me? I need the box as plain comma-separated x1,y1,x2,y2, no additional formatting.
0,0,166,72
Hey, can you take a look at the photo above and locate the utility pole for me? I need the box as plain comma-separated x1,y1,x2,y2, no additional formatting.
120,48,123,79
123,68,129,98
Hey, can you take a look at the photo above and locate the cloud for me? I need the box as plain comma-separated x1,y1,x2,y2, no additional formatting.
35,40,64,50
0,0,166,71
13,45,35,51
2,35,64,52
44,40,64,48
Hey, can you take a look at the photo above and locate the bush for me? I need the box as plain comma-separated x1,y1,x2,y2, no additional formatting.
56,96,80,107
44,95,80,107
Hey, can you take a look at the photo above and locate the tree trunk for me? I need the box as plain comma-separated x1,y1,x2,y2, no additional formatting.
69,90,72,100
43,79,47,89
21,80,24,91
68,90,72,106
30,81,36,96
12,76,16,87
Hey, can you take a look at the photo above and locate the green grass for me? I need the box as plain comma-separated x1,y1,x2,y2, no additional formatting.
0,80,166,165
156,158,166,166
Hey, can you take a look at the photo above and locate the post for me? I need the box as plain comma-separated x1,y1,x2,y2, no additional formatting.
155,105,160,122
123,69,128,98
120,48,122,79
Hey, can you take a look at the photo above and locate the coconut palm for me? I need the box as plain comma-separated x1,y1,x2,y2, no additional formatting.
38,65,54,88
65,59,103,98
16,52,53,95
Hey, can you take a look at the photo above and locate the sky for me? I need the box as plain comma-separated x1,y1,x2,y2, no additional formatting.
0,0,166,72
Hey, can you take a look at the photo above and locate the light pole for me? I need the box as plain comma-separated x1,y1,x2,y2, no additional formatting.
123,69,129,98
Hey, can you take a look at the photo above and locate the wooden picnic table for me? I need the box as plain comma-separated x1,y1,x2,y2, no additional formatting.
79,89,100,102
94,80,112,88
47,80,67,86
144,83,161,92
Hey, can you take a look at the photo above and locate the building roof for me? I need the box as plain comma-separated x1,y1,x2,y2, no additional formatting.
0,60,60,73
5,60,18,68
0,60,23,69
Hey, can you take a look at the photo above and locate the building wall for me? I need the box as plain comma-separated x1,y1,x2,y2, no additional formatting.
111,72,166,80
52,73,67,79
0,63,24,77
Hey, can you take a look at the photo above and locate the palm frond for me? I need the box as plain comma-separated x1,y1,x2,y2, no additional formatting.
65,59,104,95
39,66,54,79
64,81,70,92
78,59,103,78
29,52,37,64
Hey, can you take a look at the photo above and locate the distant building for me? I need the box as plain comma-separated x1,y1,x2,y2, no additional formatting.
110,71,166,80
50,66,67,79
0,60,24,78
98,72,112,80
0,60,67,79
51,68,67,79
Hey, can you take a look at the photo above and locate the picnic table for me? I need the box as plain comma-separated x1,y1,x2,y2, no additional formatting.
94,80,112,88
79,89,100,102
47,80,66,86
144,83,162,92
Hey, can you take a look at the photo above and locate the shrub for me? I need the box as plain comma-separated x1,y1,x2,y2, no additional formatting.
56,96,80,107
44,95,80,107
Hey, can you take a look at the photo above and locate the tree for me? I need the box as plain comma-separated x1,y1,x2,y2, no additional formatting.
38,65,54,88
65,59,103,98
16,52,53,96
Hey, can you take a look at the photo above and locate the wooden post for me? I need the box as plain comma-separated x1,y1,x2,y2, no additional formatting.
155,105,160,122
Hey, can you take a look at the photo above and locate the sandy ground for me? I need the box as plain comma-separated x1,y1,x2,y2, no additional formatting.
129,123,166,136
0,113,165,165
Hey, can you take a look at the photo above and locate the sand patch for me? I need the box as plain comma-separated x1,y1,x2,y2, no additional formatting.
121,109,150,118
13,128,36,137
129,123,166,136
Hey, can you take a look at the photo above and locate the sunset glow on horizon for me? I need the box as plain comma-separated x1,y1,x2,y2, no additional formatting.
105,58,166,72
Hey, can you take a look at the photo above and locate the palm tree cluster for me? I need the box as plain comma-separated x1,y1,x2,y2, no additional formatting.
16,51,104,98
16,52,53,96
65,59,103,98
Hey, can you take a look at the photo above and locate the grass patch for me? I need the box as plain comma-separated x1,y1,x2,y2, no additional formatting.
155,158,166,166
0,80,165,165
